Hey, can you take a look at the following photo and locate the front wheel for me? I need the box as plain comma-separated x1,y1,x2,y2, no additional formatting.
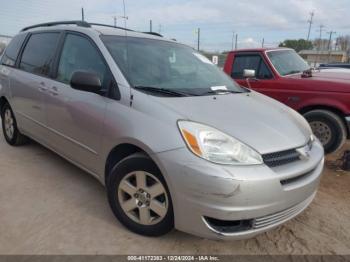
107,153,174,236
304,109,346,154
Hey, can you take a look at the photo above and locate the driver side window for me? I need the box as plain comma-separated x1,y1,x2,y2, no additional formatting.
57,33,111,91
232,54,273,80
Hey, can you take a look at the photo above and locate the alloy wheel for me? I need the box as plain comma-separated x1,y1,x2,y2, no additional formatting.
117,171,168,226
4,109,14,140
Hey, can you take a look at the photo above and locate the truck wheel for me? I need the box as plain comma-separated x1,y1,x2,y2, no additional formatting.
106,153,174,236
1,102,28,146
303,109,346,154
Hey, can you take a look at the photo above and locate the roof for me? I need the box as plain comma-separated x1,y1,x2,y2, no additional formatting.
228,47,291,53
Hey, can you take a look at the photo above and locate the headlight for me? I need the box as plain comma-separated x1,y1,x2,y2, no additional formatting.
178,121,263,165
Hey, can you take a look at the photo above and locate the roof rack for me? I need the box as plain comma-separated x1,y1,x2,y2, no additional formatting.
21,20,91,32
142,32,163,37
20,21,163,38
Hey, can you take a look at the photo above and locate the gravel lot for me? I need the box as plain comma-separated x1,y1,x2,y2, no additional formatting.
0,136,349,255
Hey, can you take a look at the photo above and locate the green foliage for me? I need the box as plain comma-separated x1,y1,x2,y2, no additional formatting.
279,39,313,52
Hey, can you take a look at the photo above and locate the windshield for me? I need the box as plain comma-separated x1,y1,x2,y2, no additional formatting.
267,50,310,76
101,35,244,96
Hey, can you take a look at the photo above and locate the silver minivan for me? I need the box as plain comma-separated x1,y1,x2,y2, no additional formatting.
0,21,324,240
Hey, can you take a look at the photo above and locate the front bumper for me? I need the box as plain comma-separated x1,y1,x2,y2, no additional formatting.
155,140,324,240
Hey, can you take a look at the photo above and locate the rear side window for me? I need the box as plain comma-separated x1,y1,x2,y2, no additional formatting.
232,55,273,79
19,33,60,76
0,34,27,67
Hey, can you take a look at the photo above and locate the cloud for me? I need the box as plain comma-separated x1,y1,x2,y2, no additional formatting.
0,0,349,51
239,38,260,48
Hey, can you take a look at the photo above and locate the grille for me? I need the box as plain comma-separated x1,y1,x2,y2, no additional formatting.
253,196,312,229
262,148,300,167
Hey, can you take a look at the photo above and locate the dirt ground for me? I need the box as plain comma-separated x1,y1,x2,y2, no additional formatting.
0,135,349,255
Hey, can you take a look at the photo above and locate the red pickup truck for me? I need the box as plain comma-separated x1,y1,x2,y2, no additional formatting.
224,48,350,153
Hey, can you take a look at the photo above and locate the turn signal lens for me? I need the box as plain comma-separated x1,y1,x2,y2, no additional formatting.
181,129,202,156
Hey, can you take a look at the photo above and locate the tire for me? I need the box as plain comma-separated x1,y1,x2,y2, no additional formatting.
107,152,174,236
303,109,346,154
1,102,28,146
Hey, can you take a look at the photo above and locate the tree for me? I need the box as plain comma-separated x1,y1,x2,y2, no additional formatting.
279,39,313,52
335,35,350,51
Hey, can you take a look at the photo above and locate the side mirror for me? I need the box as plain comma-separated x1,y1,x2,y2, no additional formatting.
243,69,256,78
70,71,102,93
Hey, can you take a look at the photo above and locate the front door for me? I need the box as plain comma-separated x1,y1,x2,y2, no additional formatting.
45,33,114,174
231,53,277,96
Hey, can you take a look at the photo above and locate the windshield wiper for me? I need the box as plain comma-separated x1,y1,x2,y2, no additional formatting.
200,89,245,96
133,86,192,97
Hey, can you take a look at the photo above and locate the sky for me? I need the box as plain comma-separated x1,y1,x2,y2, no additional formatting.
0,0,349,51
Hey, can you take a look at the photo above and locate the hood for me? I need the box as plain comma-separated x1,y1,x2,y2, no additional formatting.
312,68,350,81
287,68,350,82
285,69,350,92
152,91,311,154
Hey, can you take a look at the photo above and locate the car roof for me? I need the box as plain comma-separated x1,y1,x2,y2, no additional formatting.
229,47,292,54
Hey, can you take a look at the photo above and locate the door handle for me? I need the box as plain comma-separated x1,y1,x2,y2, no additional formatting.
38,82,48,92
49,86,59,96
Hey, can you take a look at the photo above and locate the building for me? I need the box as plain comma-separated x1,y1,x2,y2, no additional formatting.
299,50,349,66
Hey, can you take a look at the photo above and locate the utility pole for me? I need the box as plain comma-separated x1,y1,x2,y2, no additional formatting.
197,28,200,51
315,24,325,67
81,7,85,21
235,33,238,50
158,24,162,34
150,20,153,32
327,31,336,62
327,30,336,50
231,31,235,50
262,38,265,48
113,16,117,27
317,24,325,49
307,11,315,41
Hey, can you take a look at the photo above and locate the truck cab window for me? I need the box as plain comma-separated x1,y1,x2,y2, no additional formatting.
232,55,273,79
